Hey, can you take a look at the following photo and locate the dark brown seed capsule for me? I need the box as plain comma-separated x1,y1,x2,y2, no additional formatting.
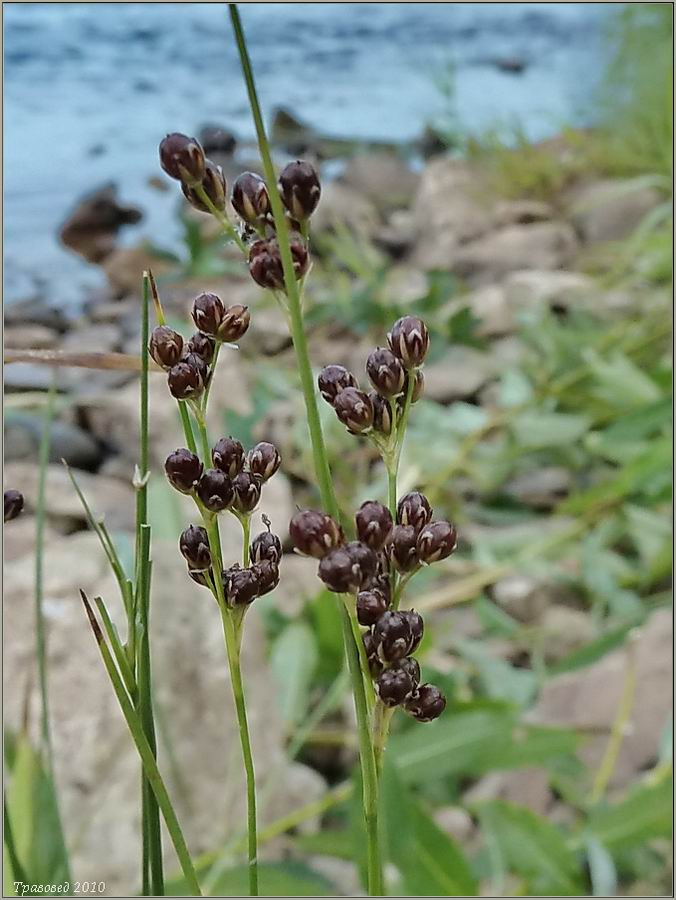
181,158,227,212
224,565,260,607
159,132,206,185
402,609,424,655
231,472,262,514
363,630,384,678
187,331,216,364
390,524,419,573
387,316,430,368
183,352,209,382
333,387,374,434
246,441,281,482
355,500,393,551
4,489,24,523
317,365,358,404
289,509,344,558
149,325,184,369
376,661,418,708
165,448,203,493
191,292,225,336
404,683,446,722
416,520,458,564
318,541,377,594
218,304,251,343
370,392,394,436
371,571,392,603
366,347,406,398
278,160,321,221
401,369,425,404
399,657,422,689
396,491,433,533
167,359,205,400
179,525,211,571
196,469,234,512
212,437,245,478
250,530,282,565
232,172,270,225
252,559,280,596
249,237,309,290
373,610,413,662
356,589,390,627
188,568,210,588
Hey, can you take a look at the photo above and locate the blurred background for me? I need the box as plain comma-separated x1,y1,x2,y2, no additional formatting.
3,3,673,897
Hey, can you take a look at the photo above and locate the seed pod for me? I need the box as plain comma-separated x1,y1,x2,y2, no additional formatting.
390,524,419,573
396,491,433,533
232,172,270,225
182,159,227,212
363,630,384,678
250,529,282,565
159,132,206,186
249,237,309,290
317,365,358,404
149,325,184,369
232,472,262,514
387,316,430,368
187,331,216,364
179,525,211,571
188,568,210,588
218,304,251,343
289,509,344,558
404,683,446,722
167,359,205,400
370,392,394,436
165,448,203,493
371,571,392,603
376,660,418,708
402,609,424,655
366,347,406,398
318,541,377,594
183,352,209,383
401,369,425,404
212,437,245,478
196,469,234,512
4,489,24,523
333,387,373,434
417,520,458,564
355,500,393,551
373,610,413,663
356,589,390,627
252,559,280,596
398,656,422,690
224,565,260,607
278,160,321,221
191,292,225,336
246,441,281,482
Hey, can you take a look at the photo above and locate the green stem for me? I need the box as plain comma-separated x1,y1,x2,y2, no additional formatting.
220,609,259,896
178,402,198,455
387,467,398,522
372,701,395,776
81,593,202,895
228,6,382,893
195,184,248,253
239,514,251,567
202,341,222,412
194,409,212,464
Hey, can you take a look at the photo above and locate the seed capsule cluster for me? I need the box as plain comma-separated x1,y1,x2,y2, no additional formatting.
166,437,282,599
318,316,429,436
149,292,250,401
290,494,455,722
4,489,24,523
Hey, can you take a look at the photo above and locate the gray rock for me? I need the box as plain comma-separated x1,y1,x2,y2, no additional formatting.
339,153,419,214
433,806,474,842
60,183,142,264
381,265,428,305
4,415,103,469
492,199,554,227
199,123,237,156
503,268,595,313
4,298,70,332
424,346,494,402
491,575,551,624
102,244,173,297
504,466,572,509
4,324,60,350
375,210,416,257
568,178,663,244
445,284,514,337
536,606,595,664
60,323,121,353
464,768,552,816
311,181,380,241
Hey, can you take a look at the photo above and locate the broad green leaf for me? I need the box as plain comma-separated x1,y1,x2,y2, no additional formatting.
585,350,661,408
167,861,335,896
510,411,591,450
474,595,520,638
293,829,354,861
476,800,581,895
453,638,537,707
270,622,319,727
307,590,344,682
585,837,618,897
548,620,642,675
585,774,673,851
624,504,672,574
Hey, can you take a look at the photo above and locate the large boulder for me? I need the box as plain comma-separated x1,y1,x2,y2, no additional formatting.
568,178,663,244
60,184,142,263
339,153,420,215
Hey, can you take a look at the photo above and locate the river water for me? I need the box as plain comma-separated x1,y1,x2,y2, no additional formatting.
3,3,616,309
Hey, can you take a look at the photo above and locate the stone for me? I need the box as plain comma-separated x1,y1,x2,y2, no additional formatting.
339,153,420,214
493,199,554,227
60,323,121,354
504,466,572,509
375,211,416,257
451,222,579,285
491,575,551,624
381,265,428,305
568,178,663,244
423,346,494,403
311,181,380,241
503,269,595,314
528,609,673,788
271,107,320,155
4,297,70,332
536,606,595,663
464,768,552,816
433,806,474,842
3,461,136,532
102,244,173,297
4,414,103,469
445,284,514,337
59,183,142,264
4,324,59,350
199,124,237,156
2,514,57,562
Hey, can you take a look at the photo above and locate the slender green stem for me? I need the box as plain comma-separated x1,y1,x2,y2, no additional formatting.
94,597,138,701
239,514,251,567
228,7,382,893
387,468,398,522
202,341,222,411
220,609,259,895
194,409,212,464
372,701,395,775
80,592,202,896
179,402,198,454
